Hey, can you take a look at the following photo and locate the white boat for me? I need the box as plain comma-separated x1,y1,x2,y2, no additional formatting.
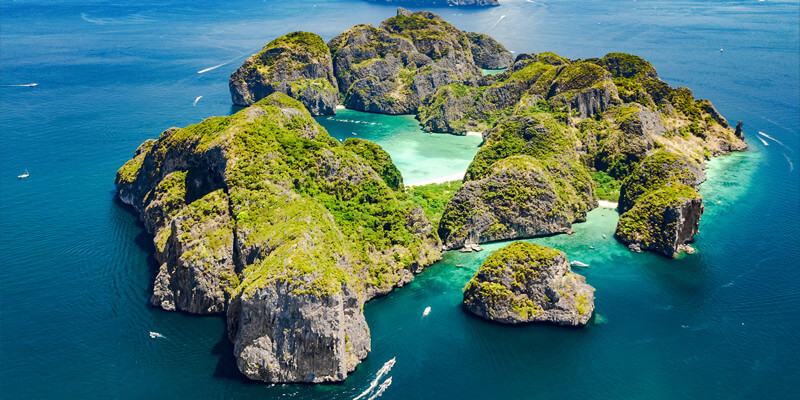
570,261,589,268
422,306,431,317
17,170,29,179
149,331,165,339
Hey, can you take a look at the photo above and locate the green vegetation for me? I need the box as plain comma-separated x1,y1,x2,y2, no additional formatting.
591,171,621,202
618,150,699,212
118,92,437,299
616,184,701,248
405,180,462,229
343,138,404,190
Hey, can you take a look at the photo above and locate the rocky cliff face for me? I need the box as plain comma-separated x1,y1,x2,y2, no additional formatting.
229,32,338,116
418,52,620,135
466,32,514,69
615,184,704,257
115,93,440,383
328,9,484,114
438,112,596,250
463,241,595,326
617,150,705,214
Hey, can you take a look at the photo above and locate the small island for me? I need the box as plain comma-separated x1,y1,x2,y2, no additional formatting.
116,7,747,384
463,241,595,326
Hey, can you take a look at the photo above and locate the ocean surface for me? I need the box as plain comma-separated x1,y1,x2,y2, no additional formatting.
1,0,798,398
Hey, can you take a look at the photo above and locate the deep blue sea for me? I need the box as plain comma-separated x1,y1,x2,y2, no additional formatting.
1,0,798,398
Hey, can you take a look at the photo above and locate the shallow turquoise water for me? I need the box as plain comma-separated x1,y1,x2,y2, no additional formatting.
1,0,798,398
317,110,483,185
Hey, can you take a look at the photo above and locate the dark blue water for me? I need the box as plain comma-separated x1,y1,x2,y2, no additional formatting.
1,0,798,398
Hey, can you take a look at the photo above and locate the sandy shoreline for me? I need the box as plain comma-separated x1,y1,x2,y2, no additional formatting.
407,172,465,187
598,200,618,209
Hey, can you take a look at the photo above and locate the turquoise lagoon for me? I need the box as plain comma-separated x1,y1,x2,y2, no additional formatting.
1,0,798,399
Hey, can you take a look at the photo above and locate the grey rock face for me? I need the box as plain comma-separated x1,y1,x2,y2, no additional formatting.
229,32,338,116
438,156,595,251
615,187,704,258
463,241,595,326
466,32,514,69
227,281,369,383
329,10,481,114
618,151,705,214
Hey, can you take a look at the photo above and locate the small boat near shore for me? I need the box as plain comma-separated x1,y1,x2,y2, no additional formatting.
17,170,29,179
570,261,589,268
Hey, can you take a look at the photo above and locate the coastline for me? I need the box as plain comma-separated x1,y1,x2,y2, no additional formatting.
597,200,618,209
407,172,465,187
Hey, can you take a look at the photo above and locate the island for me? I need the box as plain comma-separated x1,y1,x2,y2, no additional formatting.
117,8,747,384
463,241,595,326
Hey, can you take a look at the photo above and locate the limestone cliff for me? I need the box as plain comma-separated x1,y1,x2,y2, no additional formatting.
229,32,338,116
466,32,514,69
328,9,483,114
438,112,596,250
615,184,704,257
115,93,440,383
463,241,595,326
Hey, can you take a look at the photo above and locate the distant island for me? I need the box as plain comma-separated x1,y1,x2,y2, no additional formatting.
116,8,746,384
365,0,499,7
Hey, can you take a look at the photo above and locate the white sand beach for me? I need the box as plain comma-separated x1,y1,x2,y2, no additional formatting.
598,200,618,209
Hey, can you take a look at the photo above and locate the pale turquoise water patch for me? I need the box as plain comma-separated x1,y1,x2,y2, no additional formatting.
316,109,484,186
481,68,506,76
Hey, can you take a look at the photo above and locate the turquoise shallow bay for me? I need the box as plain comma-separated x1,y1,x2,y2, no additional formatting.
1,0,798,398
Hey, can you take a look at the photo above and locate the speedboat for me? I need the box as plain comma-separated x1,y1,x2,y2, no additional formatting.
17,170,29,179
570,261,589,268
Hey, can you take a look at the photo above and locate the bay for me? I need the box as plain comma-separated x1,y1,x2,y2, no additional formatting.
1,0,797,398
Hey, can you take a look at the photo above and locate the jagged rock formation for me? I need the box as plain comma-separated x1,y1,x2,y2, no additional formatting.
229,32,338,116
429,50,745,255
116,93,440,383
463,241,595,326
617,151,705,214
438,111,596,250
365,0,500,7
328,9,485,114
613,151,706,256
466,32,514,69
615,184,704,257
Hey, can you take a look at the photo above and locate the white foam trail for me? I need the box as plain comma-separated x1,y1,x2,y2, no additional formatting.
756,136,769,146
758,131,792,151
193,96,203,106
367,376,392,400
353,358,395,400
198,62,229,74
783,153,794,172
3,83,38,87
489,15,506,30
81,13,107,25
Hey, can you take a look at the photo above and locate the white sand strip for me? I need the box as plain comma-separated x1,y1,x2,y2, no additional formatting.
598,200,618,209
407,172,465,187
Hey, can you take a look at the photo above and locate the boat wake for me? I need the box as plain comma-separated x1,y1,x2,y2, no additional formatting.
783,153,794,172
193,96,203,106
3,83,38,87
756,136,769,146
489,15,506,31
758,131,792,152
367,376,392,400
353,357,395,400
